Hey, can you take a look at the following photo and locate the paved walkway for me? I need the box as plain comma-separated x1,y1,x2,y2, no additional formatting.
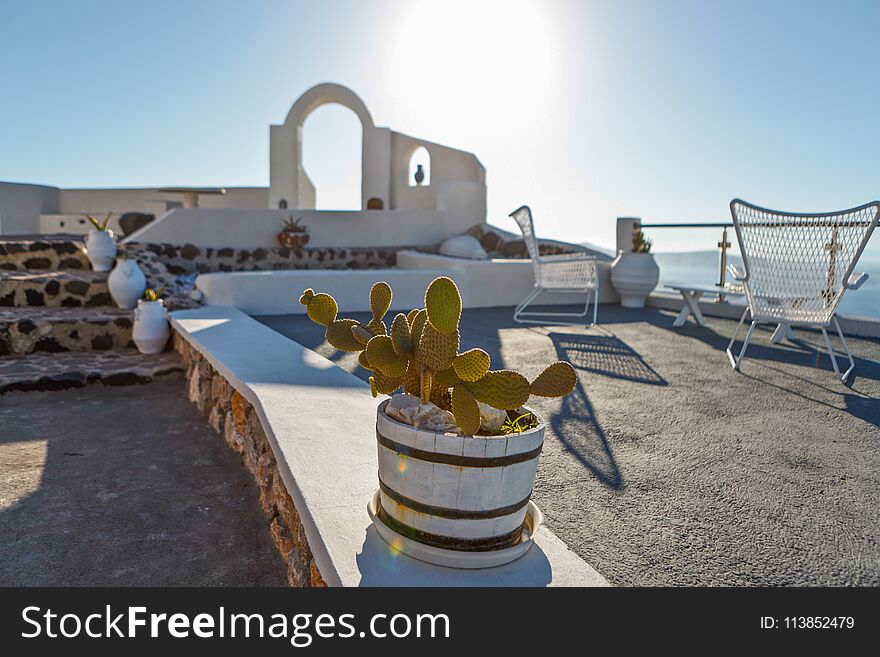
0,373,285,586
259,305,880,586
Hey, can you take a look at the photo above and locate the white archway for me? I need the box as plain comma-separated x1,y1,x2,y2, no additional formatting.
269,83,390,210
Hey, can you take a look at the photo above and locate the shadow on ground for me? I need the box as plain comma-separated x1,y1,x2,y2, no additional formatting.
0,374,285,586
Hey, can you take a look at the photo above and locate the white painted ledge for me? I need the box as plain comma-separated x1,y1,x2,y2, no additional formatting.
196,251,619,315
170,306,609,587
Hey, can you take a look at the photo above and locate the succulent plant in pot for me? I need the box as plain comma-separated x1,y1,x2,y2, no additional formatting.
299,276,577,567
132,287,170,354
611,224,660,308
84,212,117,272
277,215,310,249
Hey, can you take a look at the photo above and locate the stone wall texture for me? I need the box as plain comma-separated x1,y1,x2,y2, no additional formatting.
175,333,327,587
130,242,397,275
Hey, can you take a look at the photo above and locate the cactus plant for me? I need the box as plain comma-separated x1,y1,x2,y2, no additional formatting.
299,277,577,435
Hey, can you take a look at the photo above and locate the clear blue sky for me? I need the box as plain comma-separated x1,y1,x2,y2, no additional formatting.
1,0,878,251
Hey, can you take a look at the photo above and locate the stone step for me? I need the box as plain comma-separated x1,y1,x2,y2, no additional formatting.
0,237,89,271
0,349,184,394
0,307,134,356
0,270,111,307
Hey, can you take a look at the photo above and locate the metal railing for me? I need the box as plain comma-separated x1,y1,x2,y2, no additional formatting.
640,222,733,301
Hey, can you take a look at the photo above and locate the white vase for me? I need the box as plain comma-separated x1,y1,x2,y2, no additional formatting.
610,251,660,308
132,299,170,354
108,259,147,309
86,229,117,272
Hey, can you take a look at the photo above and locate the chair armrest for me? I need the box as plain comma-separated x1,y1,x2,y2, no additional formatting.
539,252,597,263
727,263,747,281
846,272,868,290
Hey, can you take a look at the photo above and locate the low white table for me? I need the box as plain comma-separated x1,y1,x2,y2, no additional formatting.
667,284,743,327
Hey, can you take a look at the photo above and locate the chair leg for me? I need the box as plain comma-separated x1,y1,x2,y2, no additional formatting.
726,308,751,369
821,328,840,376
832,316,855,382
592,287,599,326
514,287,599,327
513,288,542,324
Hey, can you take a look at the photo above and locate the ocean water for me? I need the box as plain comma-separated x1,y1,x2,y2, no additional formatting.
652,245,880,319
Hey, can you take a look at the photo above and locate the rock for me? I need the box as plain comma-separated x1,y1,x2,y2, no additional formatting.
439,235,488,260
385,393,461,434
478,402,507,434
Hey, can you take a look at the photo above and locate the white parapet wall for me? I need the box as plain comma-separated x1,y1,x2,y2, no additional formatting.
397,251,619,307
125,208,477,249
197,250,619,315
197,268,450,315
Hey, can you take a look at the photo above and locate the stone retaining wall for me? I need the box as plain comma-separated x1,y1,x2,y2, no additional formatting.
130,242,397,275
174,333,327,587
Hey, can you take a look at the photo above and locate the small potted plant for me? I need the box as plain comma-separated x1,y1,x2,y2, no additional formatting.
132,287,170,354
108,245,147,309
277,215,310,248
610,224,660,308
84,212,117,272
299,277,577,568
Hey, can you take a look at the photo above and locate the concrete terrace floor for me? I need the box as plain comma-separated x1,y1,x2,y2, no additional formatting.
0,373,285,586
258,305,880,587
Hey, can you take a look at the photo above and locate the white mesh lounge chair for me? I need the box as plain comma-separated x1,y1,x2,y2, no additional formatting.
510,206,599,326
726,198,879,382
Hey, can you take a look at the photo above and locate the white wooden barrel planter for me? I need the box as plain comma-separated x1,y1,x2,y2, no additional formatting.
374,400,544,565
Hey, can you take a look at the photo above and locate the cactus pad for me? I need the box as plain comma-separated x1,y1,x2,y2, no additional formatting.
366,335,408,378
453,348,491,382
465,370,531,410
299,289,337,326
416,322,460,372
351,324,375,346
530,361,577,397
433,366,462,389
425,276,462,335
358,350,373,371
451,384,481,435
370,370,402,396
401,359,421,396
390,313,413,356
409,309,427,344
367,318,387,336
325,319,363,352
406,308,421,327
419,366,434,404
370,282,392,320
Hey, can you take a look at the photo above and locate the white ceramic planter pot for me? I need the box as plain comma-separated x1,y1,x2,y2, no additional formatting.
610,251,660,308
85,229,117,272
108,259,147,309
132,299,170,354
375,400,544,560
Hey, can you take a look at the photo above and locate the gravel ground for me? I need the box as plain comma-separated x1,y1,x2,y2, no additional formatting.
0,373,285,586
258,305,880,586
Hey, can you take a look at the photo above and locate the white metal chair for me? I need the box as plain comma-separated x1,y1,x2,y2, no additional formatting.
509,205,599,326
726,198,879,382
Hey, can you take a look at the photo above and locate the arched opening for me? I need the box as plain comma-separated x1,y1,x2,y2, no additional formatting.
301,104,363,210
408,146,431,187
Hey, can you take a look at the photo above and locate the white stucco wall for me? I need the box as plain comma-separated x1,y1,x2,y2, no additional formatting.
58,187,268,214
389,131,485,212
0,182,60,235
124,208,480,249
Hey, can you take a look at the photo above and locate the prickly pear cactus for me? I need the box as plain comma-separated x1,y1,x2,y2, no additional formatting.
299,276,577,435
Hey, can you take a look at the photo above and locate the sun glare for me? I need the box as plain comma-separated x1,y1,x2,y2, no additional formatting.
389,0,561,130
